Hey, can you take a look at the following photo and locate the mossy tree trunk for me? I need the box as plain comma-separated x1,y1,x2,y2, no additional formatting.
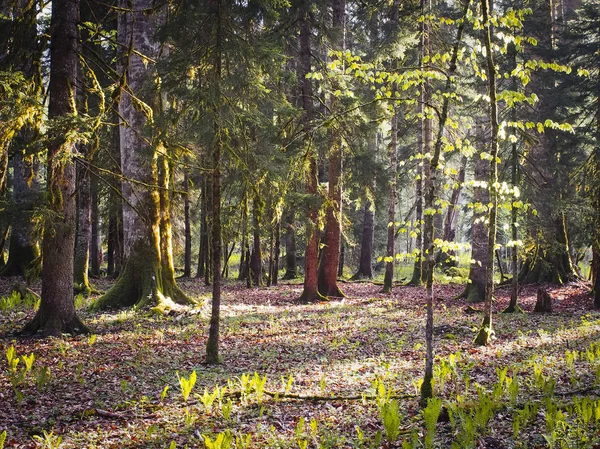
518,214,576,284
183,168,192,278
0,0,42,282
20,0,88,337
474,0,500,347
93,0,191,312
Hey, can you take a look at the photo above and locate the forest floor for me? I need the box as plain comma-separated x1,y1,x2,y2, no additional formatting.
0,277,599,448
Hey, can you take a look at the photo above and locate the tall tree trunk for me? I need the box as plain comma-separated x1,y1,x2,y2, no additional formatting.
382,110,398,294
107,109,123,278
20,0,88,336
272,218,280,285
206,0,223,364
0,0,42,281
420,0,470,404
474,0,500,346
93,0,191,311
318,0,346,298
183,168,192,278
90,173,101,277
298,2,325,303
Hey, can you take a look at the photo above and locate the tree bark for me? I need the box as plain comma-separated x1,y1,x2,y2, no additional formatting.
1,149,41,281
317,0,346,298
183,168,192,278
474,0,500,347
74,155,92,295
19,0,88,337
382,109,399,294
205,0,223,364
250,194,263,287
90,173,101,277
282,211,298,279
93,0,192,312
352,201,374,280
437,156,466,270
298,2,325,303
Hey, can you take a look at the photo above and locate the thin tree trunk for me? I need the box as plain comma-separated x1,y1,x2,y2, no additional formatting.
273,218,280,285
420,0,470,404
474,0,500,346
437,156,466,269
382,110,398,294
183,168,192,278
90,173,101,277
283,211,298,279
74,156,92,295
206,0,223,364
196,175,208,279
251,194,263,287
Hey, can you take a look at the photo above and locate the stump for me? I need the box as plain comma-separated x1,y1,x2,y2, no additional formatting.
533,288,553,313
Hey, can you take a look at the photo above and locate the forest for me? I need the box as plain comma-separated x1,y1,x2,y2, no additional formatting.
0,0,599,447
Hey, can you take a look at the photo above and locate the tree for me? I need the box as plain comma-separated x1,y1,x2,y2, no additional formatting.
318,0,346,298
298,1,326,303
20,0,88,336
474,0,501,347
93,0,192,311
0,0,43,281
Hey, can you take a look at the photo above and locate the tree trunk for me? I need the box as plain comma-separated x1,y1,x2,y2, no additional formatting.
251,194,263,287
474,0,500,347
462,122,489,303
90,173,101,277
74,156,92,295
20,0,88,337
437,156,466,270
352,200,374,279
298,2,324,303
107,110,123,278
382,109,399,294
272,218,280,285
205,0,223,364
282,211,298,279
0,0,42,282
420,0,470,404
238,194,249,281
533,288,553,313
183,168,192,278
317,0,345,299
93,0,191,312
1,149,41,281
196,175,208,279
